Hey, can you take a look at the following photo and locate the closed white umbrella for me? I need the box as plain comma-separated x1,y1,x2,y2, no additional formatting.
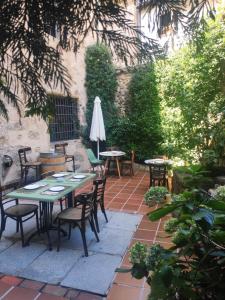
89,96,106,159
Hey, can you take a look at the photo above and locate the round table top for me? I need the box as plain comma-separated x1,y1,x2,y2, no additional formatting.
99,151,126,157
144,158,173,165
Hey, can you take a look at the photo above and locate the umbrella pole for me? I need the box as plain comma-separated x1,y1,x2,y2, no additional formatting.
97,139,99,160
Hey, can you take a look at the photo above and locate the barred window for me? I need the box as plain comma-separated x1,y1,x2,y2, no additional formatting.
49,96,79,142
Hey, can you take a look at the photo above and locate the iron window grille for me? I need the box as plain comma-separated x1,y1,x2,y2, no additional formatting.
49,96,79,142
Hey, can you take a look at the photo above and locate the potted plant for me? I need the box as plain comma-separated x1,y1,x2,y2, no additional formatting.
144,186,169,206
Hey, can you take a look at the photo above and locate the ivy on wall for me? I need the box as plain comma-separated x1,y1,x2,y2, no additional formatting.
83,43,118,148
109,64,162,161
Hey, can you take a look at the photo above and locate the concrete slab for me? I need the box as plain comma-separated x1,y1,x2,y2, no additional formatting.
61,252,121,295
0,242,46,275
0,237,15,253
19,248,82,284
105,212,142,232
88,227,133,256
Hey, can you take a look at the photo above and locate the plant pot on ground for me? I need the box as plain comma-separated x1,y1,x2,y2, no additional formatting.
144,186,169,207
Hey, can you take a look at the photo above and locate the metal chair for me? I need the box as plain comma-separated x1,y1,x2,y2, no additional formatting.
0,181,40,247
121,150,135,176
56,191,99,256
18,147,41,184
55,143,75,172
92,177,108,233
86,149,104,173
149,163,167,187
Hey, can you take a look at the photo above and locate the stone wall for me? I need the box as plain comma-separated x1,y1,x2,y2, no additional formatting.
115,67,132,115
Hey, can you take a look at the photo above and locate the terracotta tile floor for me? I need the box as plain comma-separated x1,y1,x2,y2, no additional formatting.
0,170,172,300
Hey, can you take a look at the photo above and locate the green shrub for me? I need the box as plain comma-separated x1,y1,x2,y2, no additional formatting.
214,186,225,201
157,17,225,163
144,186,169,206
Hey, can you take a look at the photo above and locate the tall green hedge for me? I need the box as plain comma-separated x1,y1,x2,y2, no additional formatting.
83,44,118,146
109,64,162,161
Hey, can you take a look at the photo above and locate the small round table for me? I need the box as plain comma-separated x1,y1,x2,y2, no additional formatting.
144,158,173,166
99,151,126,177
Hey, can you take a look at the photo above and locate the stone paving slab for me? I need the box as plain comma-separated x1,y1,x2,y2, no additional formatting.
88,227,134,256
0,242,46,275
105,212,142,232
0,211,142,295
19,248,82,284
61,252,122,295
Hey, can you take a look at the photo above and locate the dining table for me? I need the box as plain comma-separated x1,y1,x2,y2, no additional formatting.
6,172,96,250
144,158,173,166
99,151,126,178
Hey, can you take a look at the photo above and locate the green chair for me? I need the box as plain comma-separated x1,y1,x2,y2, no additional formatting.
86,149,104,173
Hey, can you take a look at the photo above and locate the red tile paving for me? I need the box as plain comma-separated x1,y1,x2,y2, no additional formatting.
0,169,171,300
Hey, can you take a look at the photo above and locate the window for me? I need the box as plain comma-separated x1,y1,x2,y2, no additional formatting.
49,96,79,142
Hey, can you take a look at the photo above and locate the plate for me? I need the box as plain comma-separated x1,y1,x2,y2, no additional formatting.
73,174,86,179
24,184,40,190
49,186,65,192
52,173,66,178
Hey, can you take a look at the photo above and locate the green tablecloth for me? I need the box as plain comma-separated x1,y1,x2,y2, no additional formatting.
6,173,96,202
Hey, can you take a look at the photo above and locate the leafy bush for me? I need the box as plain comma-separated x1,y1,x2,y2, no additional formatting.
157,16,225,163
125,189,225,299
144,186,168,206
83,44,118,148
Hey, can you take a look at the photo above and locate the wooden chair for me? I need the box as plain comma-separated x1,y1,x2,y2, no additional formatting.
18,147,41,184
86,149,104,173
55,143,75,172
92,177,108,233
0,181,40,247
56,191,99,257
121,150,135,176
149,164,167,187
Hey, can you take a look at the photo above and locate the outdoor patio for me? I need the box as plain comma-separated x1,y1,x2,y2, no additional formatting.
0,169,172,300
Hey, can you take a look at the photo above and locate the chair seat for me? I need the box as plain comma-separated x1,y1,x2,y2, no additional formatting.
57,207,90,221
5,204,38,217
91,160,104,165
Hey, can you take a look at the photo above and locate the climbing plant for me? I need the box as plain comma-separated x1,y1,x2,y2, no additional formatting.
83,44,118,147
110,64,162,161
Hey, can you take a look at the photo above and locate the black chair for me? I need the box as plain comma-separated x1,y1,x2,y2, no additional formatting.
56,191,99,256
0,181,40,247
92,177,108,233
55,143,75,172
149,164,167,187
18,147,41,184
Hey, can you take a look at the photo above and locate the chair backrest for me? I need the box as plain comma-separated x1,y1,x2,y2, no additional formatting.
86,149,97,163
131,150,135,163
93,177,107,203
18,147,31,165
75,191,94,219
106,146,119,151
0,181,20,215
55,143,68,155
149,164,167,180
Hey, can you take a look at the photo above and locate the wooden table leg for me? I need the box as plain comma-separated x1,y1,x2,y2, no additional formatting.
104,158,109,176
116,158,121,178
